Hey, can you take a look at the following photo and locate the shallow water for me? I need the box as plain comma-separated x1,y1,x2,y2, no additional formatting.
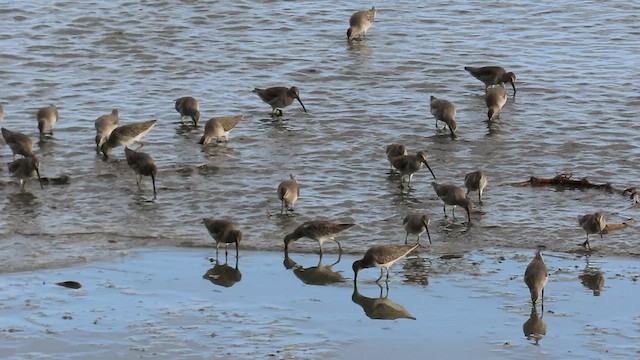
0,249,638,359
0,1,639,272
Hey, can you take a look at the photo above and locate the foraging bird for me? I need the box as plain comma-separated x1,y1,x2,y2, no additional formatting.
523,305,547,345
352,282,416,320
94,109,120,148
101,119,156,159
485,86,508,121
524,250,548,305
464,66,516,95
385,143,407,172
252,86,307,116
1,127,35,159
391,151,436,189
352,244,419,283
203,218,243,258
124,147,157,199
347,6,377,41
199,115,243,144
431,182,473,222
578,212,606,250
278,174,300,214
429,96,457,138
403,213,432,245
8,156,43,193
37,104,58,139
284,220,356,254
464,170,488,205
175,96,200,126
285,252,346,286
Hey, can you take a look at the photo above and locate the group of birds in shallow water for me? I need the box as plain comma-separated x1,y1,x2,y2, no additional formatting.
1,6,611,319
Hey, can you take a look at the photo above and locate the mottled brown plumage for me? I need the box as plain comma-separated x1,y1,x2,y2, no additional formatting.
8,156,43,193
485,86,508,120
2,127,35,159
429,96,457,138
278,174,300,214
203,218,243,258
94,109,120,148
253,86,307,116
524,250,548,305
284,220,356,254
392,151,436,189
101,120,156,158
385,143,407,172
403,213,432,244
37,104,58,139
464,170,488,205
578,212,606,250
347,6,376,41
175,96,200,126
199,115,243,144
465,66,516,95
432,182,473,222
124,147,157,199
352,244,419,283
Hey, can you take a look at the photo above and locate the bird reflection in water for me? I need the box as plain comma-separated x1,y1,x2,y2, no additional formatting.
522,304,547,345
202,256,242,288
283,251,345,286
351,282,416,320
579,256,605,296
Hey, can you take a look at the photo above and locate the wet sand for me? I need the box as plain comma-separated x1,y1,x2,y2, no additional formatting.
1,248,638,359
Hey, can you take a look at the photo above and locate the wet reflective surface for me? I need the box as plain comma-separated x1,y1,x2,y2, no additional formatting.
351,282,416,320
202,256,242,288
283,251,345,286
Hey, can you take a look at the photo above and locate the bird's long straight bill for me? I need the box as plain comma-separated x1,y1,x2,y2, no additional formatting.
425,162,436,179
296,97,308,113
151,174,157,199
36,168,43,189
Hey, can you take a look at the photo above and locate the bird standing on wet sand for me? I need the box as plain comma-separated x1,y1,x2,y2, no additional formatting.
253,86,307,116
37,104,58,140
485,86,508,121
175,96,200,126
203,218,243,258
94,109,120,148
430,96,457,138
464,66,517,95
2,128,35,159
199,115,243,144
391,151,436,189
464,170,488,205
353,244,419,283
431,182,473,222
403,213,432,245
578,212,606,250
385,143,407,172
347,6,376,41
124,147,157,199
8,156,43,193
284,220,356,254
278,174,300,215
101,119,157,159
524,250,548,306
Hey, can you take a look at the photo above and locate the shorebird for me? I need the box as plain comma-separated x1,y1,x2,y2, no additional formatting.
578,212,606,250
385,143,407,172
464,170,488,205
485,86,508,121
8,156,43,193
353,244,419,283
429,96,457,138
198,115,243,144
524,250,548,306
391,150,436,189
352,282,416,320
37,104,58,139
464,66,516,95
347,6,376,41
1,128,35,159
284,252,346,286
100,119,156,159
203,257,242,288
124,147,157,199
431,182,473,222
175,96,200,126
523,305,547,345
278,174,300,215
252,86,307,116
94,109,120,148
203,218,243,258
403,213,432,245
284,220,356,254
